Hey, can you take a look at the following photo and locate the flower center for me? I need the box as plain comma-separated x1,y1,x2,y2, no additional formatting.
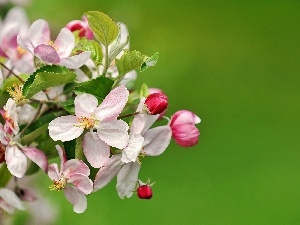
74,116,96,129
16,46,26,58
49,176,67,191
47,41,58,51
7,83,28,105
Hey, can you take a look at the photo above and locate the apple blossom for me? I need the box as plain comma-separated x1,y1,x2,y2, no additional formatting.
49,85,129,168
48,145,93,213
17,19,91,69
170,110,201,147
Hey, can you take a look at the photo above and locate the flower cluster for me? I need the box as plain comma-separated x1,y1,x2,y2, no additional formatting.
0,4,201,217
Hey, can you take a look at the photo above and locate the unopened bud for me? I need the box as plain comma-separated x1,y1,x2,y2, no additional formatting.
144,93,168,115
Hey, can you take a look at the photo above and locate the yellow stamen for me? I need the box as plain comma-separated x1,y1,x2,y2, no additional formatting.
16,46,26,58
49,177,67,191
7,83,28,105
47,40,58,51
74,116,96,129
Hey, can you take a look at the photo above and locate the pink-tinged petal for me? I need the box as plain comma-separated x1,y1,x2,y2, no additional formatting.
63,159,90,178
117,162,140,199
172,124,200,147
29,19,50,47
68,174,93,195
63,186,87,213
47,163,60,181
94,85,129,122
48,116,84,142
93,155,123,192
83,132,110,168
130,113,158,136
54,28,75,58
5,145,27,178
75,93,98,118
58,51,91,69
170,110,201,127
97,120,129,149
143,126,172,156
22,147,48,173
34,44,60,64
56,145,67,167
17,32,32,52
0,123,8,145
0,188,25,213
4,98,19,135
121,134,144,163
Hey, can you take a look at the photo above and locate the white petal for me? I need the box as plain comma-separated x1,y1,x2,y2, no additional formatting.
116,162,140,199
5,145,27,178
93,155,122,192
143,126,172,156
48,116,84,142
83,132,110,168
94,85,129,122
59,51,91,69
0,188,25,213
29,19,50,47
130,113,158,136
16,104,37,125
121,134,144,163
63,159,90,178
54,28,75,58
97,120,129,149
68,174,93,195
74,93,98,118
64,186,87,213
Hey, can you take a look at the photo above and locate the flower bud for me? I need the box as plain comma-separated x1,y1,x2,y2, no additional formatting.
144,93,168,115
65,16,93,39
170,110,200,147
137,185,153,199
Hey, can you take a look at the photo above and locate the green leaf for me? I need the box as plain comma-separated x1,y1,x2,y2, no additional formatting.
116,50,147,76
60,99,75,114
140,52,159,72
85,11,119,47
63,139,76,160
139,83,149,97
75,38,103,66
21,124,48,146
22,65,76,98
36,134,58,159
74,76,114,103
0,164,12,188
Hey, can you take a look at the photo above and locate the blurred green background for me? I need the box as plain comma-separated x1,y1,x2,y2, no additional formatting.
12,0,300,224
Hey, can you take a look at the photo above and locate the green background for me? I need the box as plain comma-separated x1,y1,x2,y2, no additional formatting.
12,0,300,224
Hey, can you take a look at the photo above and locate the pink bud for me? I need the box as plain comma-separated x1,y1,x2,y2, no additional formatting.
170,110,200,147
144,93,168,115
65,17,93,39
137,185,153,199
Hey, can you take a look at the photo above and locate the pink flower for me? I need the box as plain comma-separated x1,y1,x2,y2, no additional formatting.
65,16,93,39
144,92,168,115
149,88,167,118
17,19,91,69
48,145,93,213
0,99,48,178
0,6,34,74
49,85,130,168
170,110,201,147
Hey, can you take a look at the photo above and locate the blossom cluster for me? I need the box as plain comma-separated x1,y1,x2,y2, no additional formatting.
0,3,201,218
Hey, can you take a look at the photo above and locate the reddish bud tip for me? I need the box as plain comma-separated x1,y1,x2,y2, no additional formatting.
137,185,153,199
144,93,168,115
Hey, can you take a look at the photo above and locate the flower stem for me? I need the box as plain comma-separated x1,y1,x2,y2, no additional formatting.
75,135,84,160
0,62,24,83
101,45,109,75
117,111,140,119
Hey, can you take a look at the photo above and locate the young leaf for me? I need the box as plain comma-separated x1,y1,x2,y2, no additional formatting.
74,76,113,103
85,11,119,47
108,31,130,66
140,52,159,72
60,99,75,115
116,50,147,76
75,38,103,66
22,65,76,98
